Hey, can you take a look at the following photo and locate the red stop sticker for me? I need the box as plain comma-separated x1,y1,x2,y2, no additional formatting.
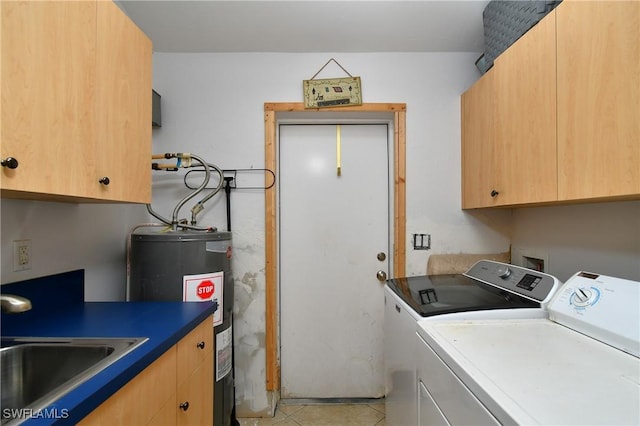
197,280,215,300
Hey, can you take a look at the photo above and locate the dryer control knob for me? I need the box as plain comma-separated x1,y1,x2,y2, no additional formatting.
571,287,597,306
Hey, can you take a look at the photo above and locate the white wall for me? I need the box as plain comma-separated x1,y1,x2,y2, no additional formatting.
0,199,148,300
150,52,512,416
511,201,640,282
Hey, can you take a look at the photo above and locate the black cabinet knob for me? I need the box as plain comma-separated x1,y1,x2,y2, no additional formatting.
179,402,190,411
197,341,205,350
490,190,499,197
1,157,19,169
99,177,110,186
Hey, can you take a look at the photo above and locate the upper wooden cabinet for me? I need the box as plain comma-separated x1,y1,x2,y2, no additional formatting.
556,0,640,201
1,1,97,199
462,0,639,209
492,10,557,206
462,11,557,208
96,1,152,203
1,0,152,203
461,69,496,209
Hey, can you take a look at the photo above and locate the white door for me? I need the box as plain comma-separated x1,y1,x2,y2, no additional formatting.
279,123,390,398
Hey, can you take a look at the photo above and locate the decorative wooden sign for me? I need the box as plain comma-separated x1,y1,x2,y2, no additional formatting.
303,58,362,108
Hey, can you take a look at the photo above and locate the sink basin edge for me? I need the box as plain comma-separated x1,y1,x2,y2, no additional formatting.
0,337,148,426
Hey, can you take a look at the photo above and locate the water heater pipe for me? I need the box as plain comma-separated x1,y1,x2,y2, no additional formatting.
148,152,220,231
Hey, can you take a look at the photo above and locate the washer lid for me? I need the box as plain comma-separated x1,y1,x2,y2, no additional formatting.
386,273,538,317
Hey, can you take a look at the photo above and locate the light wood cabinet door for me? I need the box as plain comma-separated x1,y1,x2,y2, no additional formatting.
79,347,178,426
176,350,214,426
177,316,214,377
1,1,97,199
492,10,558,206
1,0,151,203
79,315,214,425
176,318,214,425
461,69,496,209
95,0,152,203
556,0,640,201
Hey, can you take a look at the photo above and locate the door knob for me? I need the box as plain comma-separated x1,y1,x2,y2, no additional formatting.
376,270,387,281
377,252,386,261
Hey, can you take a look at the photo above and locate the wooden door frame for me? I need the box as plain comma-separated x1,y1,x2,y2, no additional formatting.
264,102,406,391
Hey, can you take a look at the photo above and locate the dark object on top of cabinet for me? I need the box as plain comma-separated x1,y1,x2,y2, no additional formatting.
477,0,562,74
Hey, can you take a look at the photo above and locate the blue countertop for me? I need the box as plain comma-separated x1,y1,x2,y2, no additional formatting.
1,271,217,425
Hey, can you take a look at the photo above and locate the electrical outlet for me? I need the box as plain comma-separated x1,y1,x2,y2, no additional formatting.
13,239,31,271
412,233,431,250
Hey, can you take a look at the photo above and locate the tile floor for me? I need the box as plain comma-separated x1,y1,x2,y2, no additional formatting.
238,399,385,426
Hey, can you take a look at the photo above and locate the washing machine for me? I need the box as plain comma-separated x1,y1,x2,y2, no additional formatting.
384,260,561,425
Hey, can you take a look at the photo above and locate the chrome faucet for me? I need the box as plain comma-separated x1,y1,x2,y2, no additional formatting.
0,294,32,313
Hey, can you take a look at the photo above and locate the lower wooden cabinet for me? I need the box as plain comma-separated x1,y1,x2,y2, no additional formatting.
175,350,215,425
175,315,215,425
79,316,214,425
